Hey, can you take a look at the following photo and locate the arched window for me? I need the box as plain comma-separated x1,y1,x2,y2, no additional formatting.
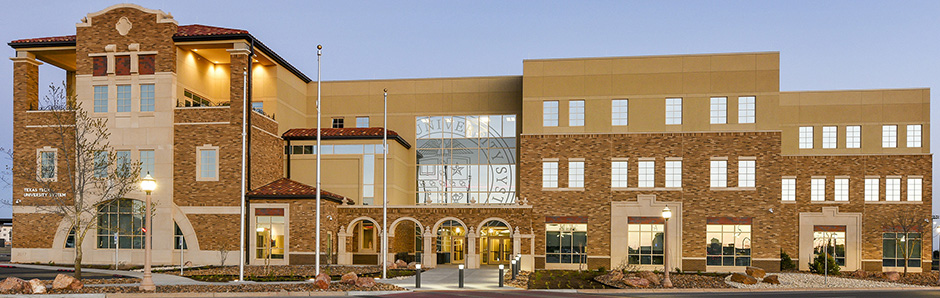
174,222,188,250
96,199,144,249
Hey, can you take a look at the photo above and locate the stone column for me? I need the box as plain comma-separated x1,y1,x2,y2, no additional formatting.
522,234,535,271
226,42,251,125
422,228,435,268
337,227,351,265
512,227,521,259
466,227,479,269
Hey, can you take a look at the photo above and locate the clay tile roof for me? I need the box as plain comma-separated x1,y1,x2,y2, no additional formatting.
10,24,247,45
282,128,412,149
247,178,349,203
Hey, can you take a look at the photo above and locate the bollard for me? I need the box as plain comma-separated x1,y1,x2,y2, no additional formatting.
415,264,421,288
498,264,504,287
514,256,521,277
510,260,517,280
458,264,465,288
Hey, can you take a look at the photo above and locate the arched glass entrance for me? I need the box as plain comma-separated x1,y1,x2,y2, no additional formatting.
480,220,511,265
436,220,466,264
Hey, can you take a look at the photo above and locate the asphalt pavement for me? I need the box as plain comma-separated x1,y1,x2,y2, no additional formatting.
0,264,121,280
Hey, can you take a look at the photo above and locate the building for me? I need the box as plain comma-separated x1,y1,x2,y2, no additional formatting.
8,4,931,273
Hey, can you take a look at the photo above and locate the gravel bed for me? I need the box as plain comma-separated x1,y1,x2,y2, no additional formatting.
41,281,406,294
840,272,940,287
81,278,140,285
725,273,926,289
166,265,380,279
596,272,732,289
502,270,529,289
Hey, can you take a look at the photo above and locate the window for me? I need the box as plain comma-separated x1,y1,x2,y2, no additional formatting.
665,160,682,188
710,97,727,124
139,150,154,177
543,101,559,127
907,178,922,201
356,116,370,128
569,100,584,127
38,149,56,181
93,56,107,76
781,178,796,201
846,126,861,148
542,161,558,188
822,126,837,149
256,210,286,259
612,99,629,126
865,178,880,201
65,228,75,248
197,146,218,181
181,90,212,107
174,222,188,250
710,160,727,188
706,224,751,266
363,154,375,205
611,161,628,188
883,125,897,148
799,127,814,149
638,160,654,188
665,98,682,125
814,230,846,266
140,84,154,112
568,161,584,188
94,151,108,178
738,160,755,188
885,178,901,201
627,220,664,265
96,199,145,249
738,96,755,123
834,178,848,201
115,55,130,76
251,102,264,114
811,178,825,201
94,86,108,113
883,232,921,268
138,54,155,75
332,118,344,128
116,85,131,112
907,124,922,148
545,223,587,264
116,150,131,177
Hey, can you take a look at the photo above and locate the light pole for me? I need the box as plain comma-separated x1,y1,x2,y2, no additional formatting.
935,225,940,285
661,206,673,288
139,174,156,291
315,44,323,277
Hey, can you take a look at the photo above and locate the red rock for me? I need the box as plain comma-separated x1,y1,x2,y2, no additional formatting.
730,272,758,285
53,274,83,290
606,270,623,281
745,266,766,278
884,271,901,281
385,261,397,270
637,271,661,286
762,274,780,284
622,277,650,288
356,277,376,288
314,273,330,290
340,272,358,284
395,259,408,268
849,269,869,279
27,279,45,294
0,277,29,294
407,262,418,270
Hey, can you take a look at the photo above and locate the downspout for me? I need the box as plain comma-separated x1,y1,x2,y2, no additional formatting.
286,140,291,179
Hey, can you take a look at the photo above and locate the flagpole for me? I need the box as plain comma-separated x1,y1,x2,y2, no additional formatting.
315,44,322,276
382,88,388,280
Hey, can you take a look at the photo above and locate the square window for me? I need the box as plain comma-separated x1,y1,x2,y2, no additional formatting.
638,161,654,188
846,126,861,148
738,160,755,188
542,161,558,188
332,118,344,128
907,125,922,148
612,99,629,126
543,101,559,127
822,126,837,149
710,97,727,124
665,160,682,188
611,161,628,188
885,178,901,201
569,100,585,127
865,178,880,201
356,116,370,128
738,96,755,123
882,125,897,148
811,178,826,201
94,86,108,113
907,178,922,201
140,84,155,112
834,178,848,201
665,98,682,125
568,161,584,188
116,85,131,112
799,127,814,149
197,147,219,181
710,160,727,188
781,178,795,201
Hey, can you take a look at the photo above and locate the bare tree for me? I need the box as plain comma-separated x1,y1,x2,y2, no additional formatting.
1,83,140,278
882,212,929,275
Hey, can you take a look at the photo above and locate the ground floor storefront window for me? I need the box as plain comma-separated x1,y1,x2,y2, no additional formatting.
627,217,664,265
706,221,751,266
883,232,921,268
97,199,144,249
813,226,845,266
255,208,285,259
546,223,587,264
437,220,465,264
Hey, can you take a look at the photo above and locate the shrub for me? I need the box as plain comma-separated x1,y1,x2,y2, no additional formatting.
808,253,840,275
780,249,796,271
394,252,414,264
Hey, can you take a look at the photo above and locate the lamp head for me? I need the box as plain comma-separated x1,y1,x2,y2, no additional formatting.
499,264,504,270
256,227,265,232
140,173,156,193
317,45,322,50
415,264,421,269
458,264,464,270
662,206,672,220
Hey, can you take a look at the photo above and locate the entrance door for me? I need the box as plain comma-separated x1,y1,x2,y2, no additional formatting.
452,237,465,263
483,237,510,265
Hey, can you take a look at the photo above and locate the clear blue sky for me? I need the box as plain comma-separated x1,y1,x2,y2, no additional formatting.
1,1,938,222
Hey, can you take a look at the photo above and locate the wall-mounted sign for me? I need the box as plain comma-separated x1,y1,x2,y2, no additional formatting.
23,188,66,198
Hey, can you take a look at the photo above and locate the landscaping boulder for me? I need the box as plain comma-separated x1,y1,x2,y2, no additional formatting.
0,277,29,294
52,274,83,290
341,272,358,284
314,273,330,290
745,266,766,278
848,269,869,279
884,271,900,281
730,272,758,285
407,262,418,270
385,261,397,270
762,274,780,285
622,277,650,288
27,279,45,294
606,270,623,282
396,259,408,268
637,271,661,286
356,277,376,288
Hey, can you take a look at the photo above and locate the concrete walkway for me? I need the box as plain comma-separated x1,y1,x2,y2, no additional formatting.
0,263,211,286
379,265,519,291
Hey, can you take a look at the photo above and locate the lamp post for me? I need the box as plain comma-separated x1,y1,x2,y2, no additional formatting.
661,206,673,288
935,225,940,285
139,174,156,291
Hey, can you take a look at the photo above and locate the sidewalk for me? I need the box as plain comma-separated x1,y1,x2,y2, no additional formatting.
379,265,518,291
0,263,211,286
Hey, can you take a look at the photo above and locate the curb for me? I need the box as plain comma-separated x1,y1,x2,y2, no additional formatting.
575,286,938,294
